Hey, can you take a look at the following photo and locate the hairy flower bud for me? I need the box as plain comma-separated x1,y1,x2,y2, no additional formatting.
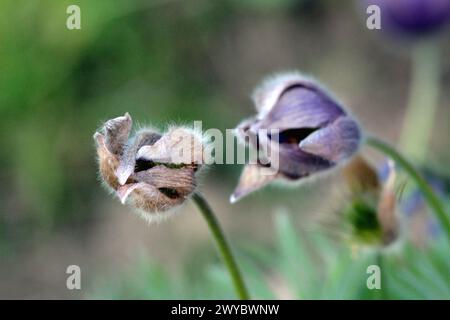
231,72,362,202
341,156,400,247
94,113,204,220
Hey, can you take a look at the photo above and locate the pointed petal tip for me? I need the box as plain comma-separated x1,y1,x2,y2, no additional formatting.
119,196,127,205
136,145,149,160
93,132,103,142
115,166,133,186
116,184,139,204
298,116,361,163
118,177,127,186
105,113,132,130
230,164,278,204
229,194,239,204
123,112,132,123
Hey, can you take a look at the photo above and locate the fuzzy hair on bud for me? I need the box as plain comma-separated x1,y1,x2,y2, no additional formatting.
94,113,205,222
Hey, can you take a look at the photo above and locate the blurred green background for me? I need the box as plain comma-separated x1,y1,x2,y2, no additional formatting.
0,0,449,299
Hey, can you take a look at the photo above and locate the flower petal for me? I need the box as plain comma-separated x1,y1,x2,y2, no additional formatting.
257,85,345,132
104,113,132,156
276,143,333,179
298,116,361,163
132,165,196,196
93,132,120,189
230,164,279,203
116,130,162,185
136,128,203,165
116,183,143,204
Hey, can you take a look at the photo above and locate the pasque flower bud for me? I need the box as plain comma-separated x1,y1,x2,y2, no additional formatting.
364,0,450,38
94,113,204,220
231,72,361,202
342,156,400,247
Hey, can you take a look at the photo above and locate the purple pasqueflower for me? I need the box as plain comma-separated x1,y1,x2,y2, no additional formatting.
364,0,450,38
378,161,447,217
377,161,448,244
231,72,362,203
401,170,447,216
399,167,448,241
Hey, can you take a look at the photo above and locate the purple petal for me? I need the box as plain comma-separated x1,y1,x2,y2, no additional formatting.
257,85,345,132
298,116,361,163
276,143,334,179
230,164,279,203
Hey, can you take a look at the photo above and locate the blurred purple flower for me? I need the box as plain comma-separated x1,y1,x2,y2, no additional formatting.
378,161,448,243
378,162,448,217
364,0,450,38
231,73,361,203
402,171,447,215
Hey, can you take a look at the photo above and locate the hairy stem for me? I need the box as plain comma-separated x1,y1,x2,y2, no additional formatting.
399,41,440,162
192,192,250,299
366,136,449,239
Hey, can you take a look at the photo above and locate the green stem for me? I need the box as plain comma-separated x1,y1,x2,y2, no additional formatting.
366,136,449,239
192,192,250,299
399,41,440,162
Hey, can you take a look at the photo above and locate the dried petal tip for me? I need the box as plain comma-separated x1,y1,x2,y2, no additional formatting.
94,113,204,219
231,72,362,202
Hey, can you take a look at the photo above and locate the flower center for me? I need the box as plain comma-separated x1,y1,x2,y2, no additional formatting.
275,127,319,145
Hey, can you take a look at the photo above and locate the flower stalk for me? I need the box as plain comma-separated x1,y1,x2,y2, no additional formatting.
192,192,250,300
366,136,449,238
399,40,441,162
